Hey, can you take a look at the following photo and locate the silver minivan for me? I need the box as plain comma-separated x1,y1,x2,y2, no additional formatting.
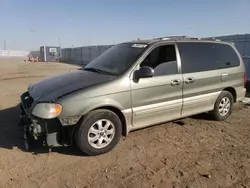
20,36,246,155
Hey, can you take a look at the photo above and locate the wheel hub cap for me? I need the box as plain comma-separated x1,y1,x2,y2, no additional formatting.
99,131,104,136
87,119,115,149
219,97,231,116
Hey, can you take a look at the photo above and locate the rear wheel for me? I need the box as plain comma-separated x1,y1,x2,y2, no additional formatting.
75,109,122,156
210,91,234,121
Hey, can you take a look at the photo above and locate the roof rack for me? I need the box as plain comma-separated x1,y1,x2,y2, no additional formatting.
200,37,221,41
154,36,221,41
153,36,201,40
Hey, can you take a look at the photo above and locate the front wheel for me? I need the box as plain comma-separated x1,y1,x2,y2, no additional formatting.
75,109,122,156
210,91,234,121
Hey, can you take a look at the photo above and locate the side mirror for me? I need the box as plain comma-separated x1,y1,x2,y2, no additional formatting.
134,66,154,79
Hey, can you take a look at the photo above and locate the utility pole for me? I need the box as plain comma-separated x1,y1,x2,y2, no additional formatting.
29,27,36,50
29,28,36,33
58,37,61,47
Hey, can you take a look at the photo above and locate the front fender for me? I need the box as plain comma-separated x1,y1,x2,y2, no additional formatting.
58,92,131,126
79,98,124,115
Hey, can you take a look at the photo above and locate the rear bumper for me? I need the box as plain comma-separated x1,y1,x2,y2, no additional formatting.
19,92,73,149
235,87,246,102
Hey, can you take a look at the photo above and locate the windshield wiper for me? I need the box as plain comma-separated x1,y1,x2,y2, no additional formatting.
83,67,116,76
83,67,105,74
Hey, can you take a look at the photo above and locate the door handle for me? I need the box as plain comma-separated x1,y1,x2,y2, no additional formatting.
221,73,229,82
185,77,195,84
170,79,181,86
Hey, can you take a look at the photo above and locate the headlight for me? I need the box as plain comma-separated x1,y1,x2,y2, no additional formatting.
32,103,62,119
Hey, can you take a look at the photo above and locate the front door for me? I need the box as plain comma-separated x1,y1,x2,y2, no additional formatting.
130,43,183,128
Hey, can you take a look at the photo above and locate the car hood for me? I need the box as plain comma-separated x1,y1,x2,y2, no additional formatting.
28,70,115,102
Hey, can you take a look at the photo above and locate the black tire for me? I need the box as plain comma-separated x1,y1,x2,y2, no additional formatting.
75,109,122,156
210,91,234,121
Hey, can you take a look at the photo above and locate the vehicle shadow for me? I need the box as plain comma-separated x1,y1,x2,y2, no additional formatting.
190,113,215,121
0,105,85,156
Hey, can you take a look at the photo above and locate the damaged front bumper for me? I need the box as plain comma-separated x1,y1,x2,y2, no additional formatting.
19,91,74,150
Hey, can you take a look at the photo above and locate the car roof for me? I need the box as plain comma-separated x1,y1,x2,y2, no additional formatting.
125,36,232,45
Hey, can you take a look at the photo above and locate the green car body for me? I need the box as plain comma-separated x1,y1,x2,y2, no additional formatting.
20,36,246,155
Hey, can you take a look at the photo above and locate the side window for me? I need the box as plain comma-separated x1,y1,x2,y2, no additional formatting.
215,44,240,69
140,45,178,76
178,42,240,74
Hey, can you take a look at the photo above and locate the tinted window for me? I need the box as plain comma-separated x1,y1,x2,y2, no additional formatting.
84,43,145,76
140,45,178,76
178,42,240,73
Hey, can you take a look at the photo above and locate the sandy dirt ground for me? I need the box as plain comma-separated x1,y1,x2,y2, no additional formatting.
0,58,250,188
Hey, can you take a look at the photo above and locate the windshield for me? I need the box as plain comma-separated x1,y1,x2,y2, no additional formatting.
84,43,146,76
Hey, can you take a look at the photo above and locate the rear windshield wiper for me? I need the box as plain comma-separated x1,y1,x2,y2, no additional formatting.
83,67,116,76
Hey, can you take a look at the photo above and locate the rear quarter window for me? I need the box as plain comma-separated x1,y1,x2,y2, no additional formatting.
177,42,240,73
